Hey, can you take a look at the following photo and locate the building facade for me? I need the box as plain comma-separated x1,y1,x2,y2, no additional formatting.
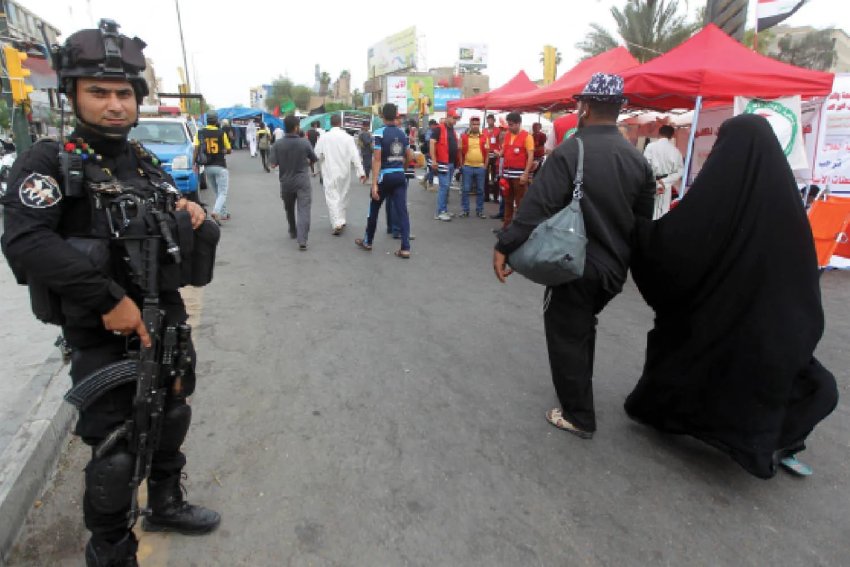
766,26,850,73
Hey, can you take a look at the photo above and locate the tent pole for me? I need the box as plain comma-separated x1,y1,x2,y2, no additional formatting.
681,95,703,197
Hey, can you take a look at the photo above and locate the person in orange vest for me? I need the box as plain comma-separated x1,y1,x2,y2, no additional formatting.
482,114,502,203
459,115,490,218
429,109,462,221
497,112,534,228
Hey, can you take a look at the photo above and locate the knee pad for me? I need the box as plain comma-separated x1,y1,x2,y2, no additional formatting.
85,450,134,515
157,403,192,454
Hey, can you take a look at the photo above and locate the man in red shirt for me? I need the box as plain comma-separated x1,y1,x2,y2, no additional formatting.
482,113,502,203
497,112,534,228
532,122,547,169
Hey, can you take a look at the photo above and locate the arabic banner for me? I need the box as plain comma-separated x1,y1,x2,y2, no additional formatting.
813,73,850,190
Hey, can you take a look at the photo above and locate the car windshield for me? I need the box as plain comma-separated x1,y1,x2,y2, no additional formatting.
130,122,188,145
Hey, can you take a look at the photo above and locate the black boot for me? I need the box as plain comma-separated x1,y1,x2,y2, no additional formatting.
85,533,138,567
141,475,221,535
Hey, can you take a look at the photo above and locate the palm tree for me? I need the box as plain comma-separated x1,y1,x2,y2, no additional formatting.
576,0,699,62
319,71,332,96
539,49,563,80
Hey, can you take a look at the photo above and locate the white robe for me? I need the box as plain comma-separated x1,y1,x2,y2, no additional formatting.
644,137,684,219
246,122,258,157
314,127,366,228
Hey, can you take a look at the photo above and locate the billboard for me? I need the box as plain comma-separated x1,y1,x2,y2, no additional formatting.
386,76,434,115
458,43,488,71
434,88,462,111
368,27,417,78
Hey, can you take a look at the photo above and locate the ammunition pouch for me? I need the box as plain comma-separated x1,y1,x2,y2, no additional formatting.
183,218,219,287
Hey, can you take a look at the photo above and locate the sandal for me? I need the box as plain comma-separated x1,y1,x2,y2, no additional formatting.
545,408,593,439
780,455,813,477
394,249,411,259
355,238,372,251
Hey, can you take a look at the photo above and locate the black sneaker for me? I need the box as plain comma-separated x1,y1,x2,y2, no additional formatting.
458,211,470,218
299,244,308,251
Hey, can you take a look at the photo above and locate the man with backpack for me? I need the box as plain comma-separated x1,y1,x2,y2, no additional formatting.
194,110,232,222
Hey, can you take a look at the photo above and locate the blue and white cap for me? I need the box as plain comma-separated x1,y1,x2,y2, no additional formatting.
573,73,627,104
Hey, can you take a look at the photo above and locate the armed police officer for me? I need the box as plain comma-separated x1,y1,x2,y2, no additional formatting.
1,20,220,566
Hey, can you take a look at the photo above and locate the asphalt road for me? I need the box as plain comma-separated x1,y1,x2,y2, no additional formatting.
8,149,850,566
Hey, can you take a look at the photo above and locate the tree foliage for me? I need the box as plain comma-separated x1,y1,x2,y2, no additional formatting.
742,28,775,55
264,75,315,112
772,30,837,71
0,99,10,131
576,0,699,62
318,71,332,96
292,85,313,110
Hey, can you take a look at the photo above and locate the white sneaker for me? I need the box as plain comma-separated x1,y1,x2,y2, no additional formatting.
437,212,452,222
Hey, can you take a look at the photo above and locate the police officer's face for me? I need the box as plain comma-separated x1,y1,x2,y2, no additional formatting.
74,78,137,129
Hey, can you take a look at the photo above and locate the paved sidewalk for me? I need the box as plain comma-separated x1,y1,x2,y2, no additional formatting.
0,251,74,563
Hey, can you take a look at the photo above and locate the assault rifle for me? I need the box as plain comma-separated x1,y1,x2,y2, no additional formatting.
64,192,193,527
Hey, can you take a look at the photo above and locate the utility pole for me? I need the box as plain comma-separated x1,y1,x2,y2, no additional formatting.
174,0,191,93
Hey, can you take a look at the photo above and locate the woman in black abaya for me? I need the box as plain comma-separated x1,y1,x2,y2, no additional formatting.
626,114,838,479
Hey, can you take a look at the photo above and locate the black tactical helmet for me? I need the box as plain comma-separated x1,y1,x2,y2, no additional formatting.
52,19,149,102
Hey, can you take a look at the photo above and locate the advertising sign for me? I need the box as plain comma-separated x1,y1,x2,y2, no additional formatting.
813,74,850,190
368,27,417,78
434,88,462,111
735,95,808,171
386,76,434,115
459,43,488,71
688,98,825,185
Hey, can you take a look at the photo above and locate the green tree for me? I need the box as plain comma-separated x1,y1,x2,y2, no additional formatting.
772,30,837,71
319,71,332,96
325,102,353,112
538,49,563,78
742,28,775,55
292,85,313,111
576,0,699,62
265,76,296,113
0,99,10,131
352,89,364,108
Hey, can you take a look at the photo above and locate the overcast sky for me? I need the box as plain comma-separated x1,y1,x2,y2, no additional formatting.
22,0,839,108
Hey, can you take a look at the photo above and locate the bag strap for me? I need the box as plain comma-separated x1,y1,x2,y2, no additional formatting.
573,137,584,201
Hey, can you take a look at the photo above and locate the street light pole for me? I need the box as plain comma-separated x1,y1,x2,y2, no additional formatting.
174,0,191,93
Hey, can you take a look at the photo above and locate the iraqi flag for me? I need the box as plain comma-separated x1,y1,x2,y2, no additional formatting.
757,0,807,31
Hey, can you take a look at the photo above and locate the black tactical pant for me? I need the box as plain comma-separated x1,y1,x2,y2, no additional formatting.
66,306,196,543
543,262,616,433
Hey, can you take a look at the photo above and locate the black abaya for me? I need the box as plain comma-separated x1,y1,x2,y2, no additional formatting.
626,114,838,479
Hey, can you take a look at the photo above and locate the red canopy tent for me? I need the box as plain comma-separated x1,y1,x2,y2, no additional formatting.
486,47,640,112
621,24,834,110
446,70,537,111
620,24,834,193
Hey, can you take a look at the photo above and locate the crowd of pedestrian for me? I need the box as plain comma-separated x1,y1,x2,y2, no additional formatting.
191,74,837,483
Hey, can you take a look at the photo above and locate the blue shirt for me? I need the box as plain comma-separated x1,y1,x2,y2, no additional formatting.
373,125,408,173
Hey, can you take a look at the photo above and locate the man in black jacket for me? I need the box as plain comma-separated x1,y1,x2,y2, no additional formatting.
493,73,655,439
2,20,220,565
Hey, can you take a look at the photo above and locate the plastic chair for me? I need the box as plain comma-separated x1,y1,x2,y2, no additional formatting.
807,195,850,268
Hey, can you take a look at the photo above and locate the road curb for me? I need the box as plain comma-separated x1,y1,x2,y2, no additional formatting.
0,353,74,565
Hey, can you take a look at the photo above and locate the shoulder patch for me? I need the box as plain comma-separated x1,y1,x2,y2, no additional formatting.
18,173,63,208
